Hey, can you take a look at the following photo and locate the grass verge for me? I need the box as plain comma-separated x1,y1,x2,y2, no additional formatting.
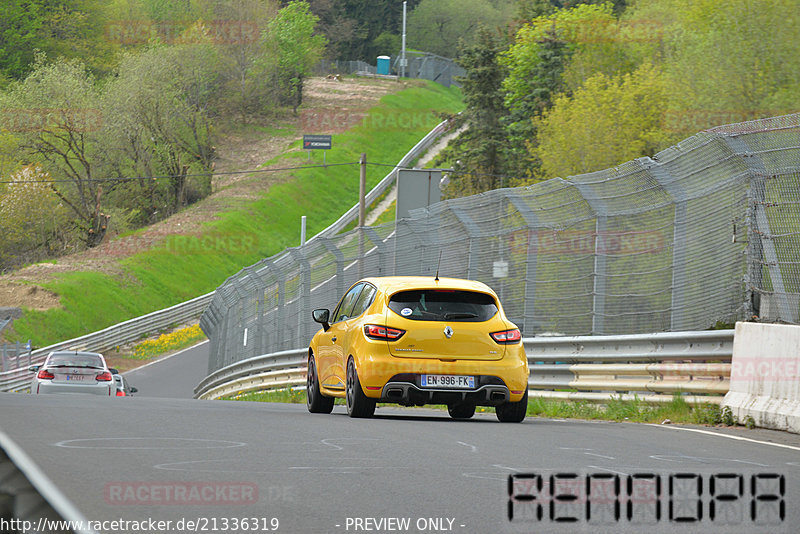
222,389,750,427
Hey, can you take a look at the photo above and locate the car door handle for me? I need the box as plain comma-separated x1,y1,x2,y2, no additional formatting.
331,336,337,343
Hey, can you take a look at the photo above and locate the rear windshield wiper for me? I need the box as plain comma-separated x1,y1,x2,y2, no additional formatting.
443,312,479,320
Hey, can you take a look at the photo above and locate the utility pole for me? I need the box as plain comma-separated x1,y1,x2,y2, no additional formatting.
359,153,367,227
401,2,407,78
358,153,367,279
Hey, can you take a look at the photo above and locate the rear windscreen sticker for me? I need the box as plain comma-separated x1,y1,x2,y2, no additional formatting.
401,307,413,317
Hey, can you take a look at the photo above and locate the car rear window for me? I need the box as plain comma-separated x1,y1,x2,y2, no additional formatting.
388,290,498,322
47,353,104,368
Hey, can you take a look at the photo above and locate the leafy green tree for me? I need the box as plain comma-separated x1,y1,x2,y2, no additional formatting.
445,27,509,197
500,26,571,178
649,0,800,131
533,62,667,178
0,165,69,269
263,1,327,113
0,1,43,79
1,54,111,246
101,43,219,218
407,0,510,58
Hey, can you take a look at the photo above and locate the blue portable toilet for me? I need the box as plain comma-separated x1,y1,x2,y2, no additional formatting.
376,56,391,75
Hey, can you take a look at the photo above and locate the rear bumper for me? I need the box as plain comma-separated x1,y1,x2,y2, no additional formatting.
356,349,529,403
33,381,113,395
380,375,511,406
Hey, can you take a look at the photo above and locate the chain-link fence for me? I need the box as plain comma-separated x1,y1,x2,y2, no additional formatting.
315,52,464,88
201,114,800,375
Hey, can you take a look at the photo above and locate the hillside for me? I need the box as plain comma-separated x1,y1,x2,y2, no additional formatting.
1,77,463,346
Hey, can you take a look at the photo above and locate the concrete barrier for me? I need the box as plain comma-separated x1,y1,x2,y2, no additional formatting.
723,321,800,434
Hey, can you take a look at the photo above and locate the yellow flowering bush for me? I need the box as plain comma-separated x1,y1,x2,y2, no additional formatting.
133,324,205,359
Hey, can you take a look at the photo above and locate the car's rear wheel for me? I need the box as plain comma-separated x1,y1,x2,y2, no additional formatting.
448,402,476,419
307,354,334,414
346,358,375,418
496,388,528,423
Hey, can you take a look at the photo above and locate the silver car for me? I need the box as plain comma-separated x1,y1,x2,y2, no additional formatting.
29,351,115,395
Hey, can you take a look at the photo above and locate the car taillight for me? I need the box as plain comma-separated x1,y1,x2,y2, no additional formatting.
37,369,55,380
96,371,113,381
116,390,126,397
364,324,405,341
490,328,522,344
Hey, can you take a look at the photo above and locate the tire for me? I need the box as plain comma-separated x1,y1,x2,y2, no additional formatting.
448,402,476,419
496,388,528,423
346,358,375,418
307,354,334,414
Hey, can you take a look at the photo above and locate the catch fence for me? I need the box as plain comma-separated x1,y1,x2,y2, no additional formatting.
201,114,800,375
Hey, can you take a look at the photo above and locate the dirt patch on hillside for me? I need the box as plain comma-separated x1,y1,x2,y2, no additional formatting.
0,76,413,310
0,282,60,310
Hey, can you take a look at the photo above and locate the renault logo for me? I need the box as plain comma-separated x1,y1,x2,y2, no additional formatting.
443,326,453,339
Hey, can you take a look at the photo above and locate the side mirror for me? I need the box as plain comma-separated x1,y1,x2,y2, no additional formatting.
28,365,40,373
130,387,138,394
312,308,330,331
110,368,119,375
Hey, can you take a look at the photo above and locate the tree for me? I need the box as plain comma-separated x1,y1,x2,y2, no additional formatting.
102,42,219,218
533,62,667,178
500,25,571,178
0,165,69,269
0,0,43,79
407,0,510,58
446,27,509,197
263,1,327,113
1,54,111,247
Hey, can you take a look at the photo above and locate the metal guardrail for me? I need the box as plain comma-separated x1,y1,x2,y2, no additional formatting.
0,293,211,393
0,430,97,534
193,330,734,404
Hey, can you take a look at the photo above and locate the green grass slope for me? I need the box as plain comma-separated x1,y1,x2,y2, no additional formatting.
12,80,463,346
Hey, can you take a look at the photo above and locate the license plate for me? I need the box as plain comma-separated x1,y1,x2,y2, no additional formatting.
420,375,474,388
64,374,85,381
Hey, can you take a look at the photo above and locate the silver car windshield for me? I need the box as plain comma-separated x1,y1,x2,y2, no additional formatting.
47,354,105,368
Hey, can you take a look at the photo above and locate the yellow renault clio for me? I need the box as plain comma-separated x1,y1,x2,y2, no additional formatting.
307,276,529,422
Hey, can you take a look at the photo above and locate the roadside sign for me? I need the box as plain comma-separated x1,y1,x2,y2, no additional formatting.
303,134,332,150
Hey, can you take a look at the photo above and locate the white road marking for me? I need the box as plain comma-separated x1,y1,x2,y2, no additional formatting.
586,465,630,476
54,437,245,449
457,441,478,453
650,454,769,467
584,452,616,460
646,424,800,452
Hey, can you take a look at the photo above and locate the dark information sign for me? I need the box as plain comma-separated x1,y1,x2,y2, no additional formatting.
303,134,332,150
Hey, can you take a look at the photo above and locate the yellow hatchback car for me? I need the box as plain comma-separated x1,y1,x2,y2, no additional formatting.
306,276,530,422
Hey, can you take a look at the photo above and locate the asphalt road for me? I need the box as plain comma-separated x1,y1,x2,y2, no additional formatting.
1,392,798,534
123,341,211,399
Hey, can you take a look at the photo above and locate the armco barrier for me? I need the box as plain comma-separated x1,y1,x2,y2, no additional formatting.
723,321,800,433
193,331,734,404
0,430,97,534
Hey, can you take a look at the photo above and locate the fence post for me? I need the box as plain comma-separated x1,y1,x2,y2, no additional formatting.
505,192,541,336
722,134,794,322
639,158,689,330
288,248,312,348
569,180,610,334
